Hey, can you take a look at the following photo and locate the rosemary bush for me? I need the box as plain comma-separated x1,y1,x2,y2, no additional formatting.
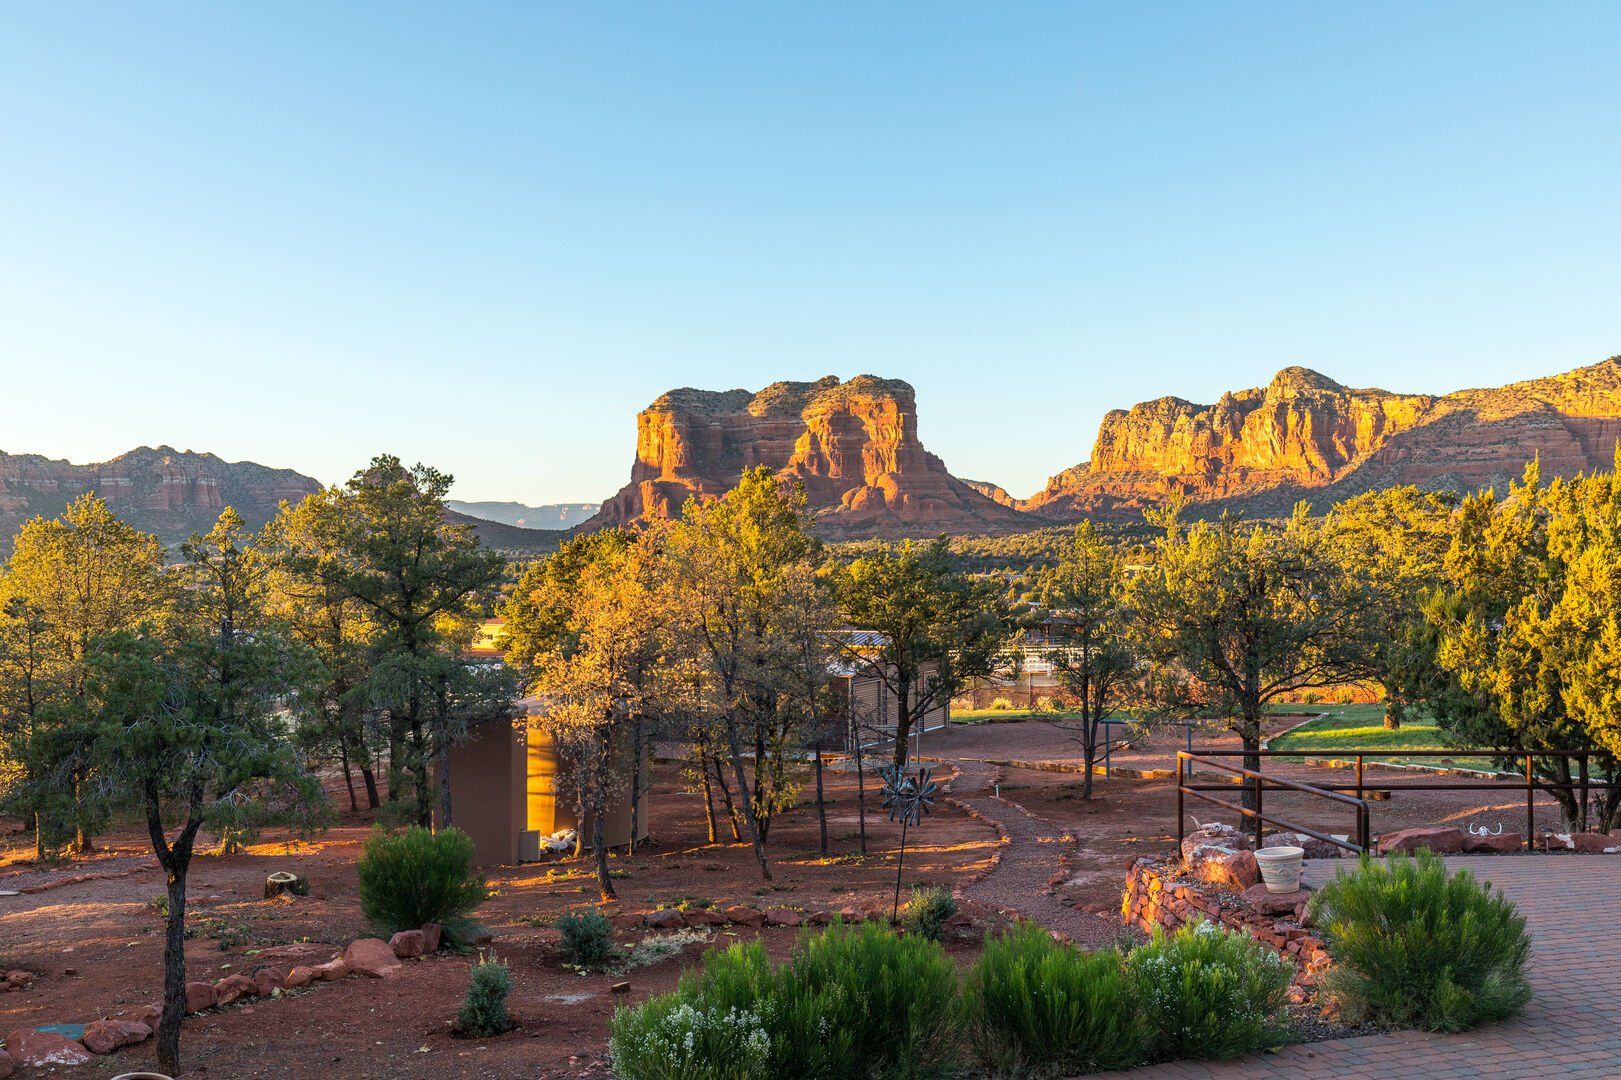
1307,850,1531,1031
961,921,1146,1076
1126,920,1291,1061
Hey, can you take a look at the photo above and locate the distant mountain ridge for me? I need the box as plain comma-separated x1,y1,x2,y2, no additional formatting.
446,500,598,531
0,445,322,547
0,447,564,556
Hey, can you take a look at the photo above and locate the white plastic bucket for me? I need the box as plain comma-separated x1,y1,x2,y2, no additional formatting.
1253,845,1305,893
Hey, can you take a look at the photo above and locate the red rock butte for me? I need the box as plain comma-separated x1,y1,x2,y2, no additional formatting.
1021,356,1621,521
583,374,1031,538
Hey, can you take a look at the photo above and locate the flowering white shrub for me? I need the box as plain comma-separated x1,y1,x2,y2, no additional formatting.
609,997,771,1080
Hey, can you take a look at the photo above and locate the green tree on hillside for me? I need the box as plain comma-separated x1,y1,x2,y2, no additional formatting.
0,494,167,852
86,509,324,1070
1131,505,1379,800
263,487,385,810
833,536,1015,768
1426,460,1621,829
1036,522,1137,799
1326,486,1457,729
315,456,514,827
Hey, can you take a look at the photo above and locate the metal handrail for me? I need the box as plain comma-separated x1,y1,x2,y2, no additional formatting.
1177,751,1371,853
1181,748,1621,852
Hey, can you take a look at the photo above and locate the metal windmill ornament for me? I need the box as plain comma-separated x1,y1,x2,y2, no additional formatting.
878,764,939,924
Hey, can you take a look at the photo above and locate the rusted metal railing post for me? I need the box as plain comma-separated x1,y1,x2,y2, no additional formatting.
1580,752,1590,833
1526,754,1536,850
1176,753,1185,847
1355,754,1364,804
1253,771,1264,848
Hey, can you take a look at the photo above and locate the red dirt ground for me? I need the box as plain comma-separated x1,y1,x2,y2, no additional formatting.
0,719,1591,1078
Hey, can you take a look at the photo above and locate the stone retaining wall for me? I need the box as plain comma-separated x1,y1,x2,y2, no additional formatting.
1122,857,1332,996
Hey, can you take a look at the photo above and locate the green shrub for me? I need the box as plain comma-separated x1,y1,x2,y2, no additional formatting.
1307,850,1531,1031
558,910,618,970
356,827,487,945
962,921,1145,1077
610,943,775,1080
609,926,959,1080
457,952,513,1036
1127,921,1291,1061
902,886,959,943
784,920,960,1078
990,697,1014,711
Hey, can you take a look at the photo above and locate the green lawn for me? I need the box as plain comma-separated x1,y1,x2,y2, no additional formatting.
1266,704,1502,770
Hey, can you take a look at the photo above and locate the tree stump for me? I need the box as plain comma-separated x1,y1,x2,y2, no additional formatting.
264,871,307,900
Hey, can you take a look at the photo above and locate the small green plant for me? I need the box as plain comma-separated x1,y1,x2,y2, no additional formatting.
623,928,712,970
962,921,1146,1077
783,920,960,1077
1127,920,1291,1061
356,827,487,946
558,910,618,970
990,697,1014,711
457,952,514,1037
146,895,169,917
902,885,959,943
1307,850,1531,1031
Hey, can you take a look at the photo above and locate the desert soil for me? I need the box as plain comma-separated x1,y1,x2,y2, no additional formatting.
0,718,1580,1078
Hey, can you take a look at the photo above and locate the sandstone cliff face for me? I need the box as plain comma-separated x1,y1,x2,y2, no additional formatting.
0,446,322,547
1024,357,1621,520
587,375,1029,538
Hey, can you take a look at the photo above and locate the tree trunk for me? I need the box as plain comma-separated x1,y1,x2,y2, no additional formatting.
711,754,743,842
438,730,453,830
1240,709,1263,813
339,738,359,812
892,680,913,768
698,749,720,844
1080,710,1097,801
628,714,644,855
814,744,828,855
722,716,772,880
1384,702,1400,731
358,740,381,810
151,813,202,1072
70,771,93,855
593,806,615,901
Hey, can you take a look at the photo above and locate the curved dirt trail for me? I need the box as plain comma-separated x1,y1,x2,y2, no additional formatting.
945,758,1126,948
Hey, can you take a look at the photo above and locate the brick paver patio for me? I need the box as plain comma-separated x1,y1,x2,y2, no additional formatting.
1095,856,1620,1079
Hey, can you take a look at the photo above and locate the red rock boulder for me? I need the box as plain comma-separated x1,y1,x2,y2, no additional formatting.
213,972,257,1006
1376,826,1465,855
682,908,728,928
0,1047,12,1079
1240,884,1314,916
81,1019,152,1054
3,1029,94,1067
344,938,402,978
312,957,350,981
285,965,317,988
764,908,802,927
1195,849,1260,892
644,908,686,930
254,967,287,996
390,929,428,958
185,980,217,1013
420,922,443,953
1461,830,1523,854
724,905,765,927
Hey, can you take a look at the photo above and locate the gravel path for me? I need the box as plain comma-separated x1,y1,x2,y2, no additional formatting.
947,758,1127,948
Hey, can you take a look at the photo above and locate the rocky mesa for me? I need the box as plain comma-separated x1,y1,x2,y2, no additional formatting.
0,446,322,547
584,375,1030,538
1024,356,1621,520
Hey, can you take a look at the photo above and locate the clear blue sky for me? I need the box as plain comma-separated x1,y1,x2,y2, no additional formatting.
3,4,1618,504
